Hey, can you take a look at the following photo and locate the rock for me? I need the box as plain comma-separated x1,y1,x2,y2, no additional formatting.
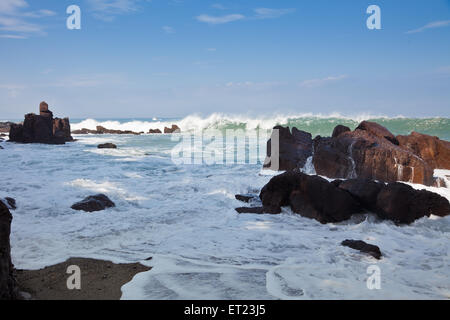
288,175,362,224
263,126,313,171
259,171,362,223
0,146,3,150
71,194,115,212
338,179,384,212
1,198,16,210
0,122,14,133
397,132,450,170
313,128,434,185
148,129,162,134
72,127,140,135
356,121,399,145
9,102,72,145
235,207,264,214
235,194,256,203
0,201,19,299
97,143,117,149
53,118,73,142
332,125,351,138
341,240,382,260
164,125,180,134
375,183,450,224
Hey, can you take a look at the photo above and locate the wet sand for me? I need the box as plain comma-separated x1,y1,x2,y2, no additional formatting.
16,257,151,300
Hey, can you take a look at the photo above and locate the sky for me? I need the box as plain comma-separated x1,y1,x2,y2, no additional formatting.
0,0,449,119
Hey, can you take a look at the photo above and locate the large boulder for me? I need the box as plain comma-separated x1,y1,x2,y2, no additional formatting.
263,126,313,171
332,125,351,138
397,132,450,170
356,121,399,145
0,122,14,133
71,194,115,212
97,143,117,149
313,127,434,185
259,171,362,223
0,201,19,300
164,125,180,134
338,179,384,212
9,102,72,144
375,183,450,224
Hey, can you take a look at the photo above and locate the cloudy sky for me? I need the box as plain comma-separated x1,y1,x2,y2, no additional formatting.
1,0,449,119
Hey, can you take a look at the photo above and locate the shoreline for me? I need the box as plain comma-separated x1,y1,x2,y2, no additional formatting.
16,257,151,300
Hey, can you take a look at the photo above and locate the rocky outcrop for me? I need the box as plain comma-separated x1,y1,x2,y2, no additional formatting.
164,125,180,134
235,207,264,214
263,121,449,187
148,129,162,134
397,132,450,170
97,143,117,149
263,126,313,171
341,240,382,259
0,201,19,300
71,194,115,212
356,121,399,145
72,126,140,135
375,183,450,224
1,198,16,210
332,125,351,138
254,172,450,224
9,102,73,144
0,122,14,133
259,171,362,223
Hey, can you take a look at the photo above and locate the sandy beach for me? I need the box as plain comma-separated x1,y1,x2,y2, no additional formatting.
16,258,151,300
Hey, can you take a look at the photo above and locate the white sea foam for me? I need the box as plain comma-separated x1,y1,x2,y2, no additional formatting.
1,131,449,300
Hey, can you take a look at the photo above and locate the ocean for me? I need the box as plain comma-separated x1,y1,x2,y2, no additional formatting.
1,114,449,299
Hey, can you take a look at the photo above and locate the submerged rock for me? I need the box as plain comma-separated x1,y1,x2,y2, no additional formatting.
71,194,115,212
235,207,264,214
235,194,257,203
341,240,382,260
97,143,117,149
0,201,19,300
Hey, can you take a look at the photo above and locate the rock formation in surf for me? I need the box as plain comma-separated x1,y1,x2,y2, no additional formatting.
71,194,115,212
263,120,450,187
72,126,141,135
0,200,19,300
251,171,450,224
9,101,73,145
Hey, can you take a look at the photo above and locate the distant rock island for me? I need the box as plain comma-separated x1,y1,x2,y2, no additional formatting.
9,102,73,145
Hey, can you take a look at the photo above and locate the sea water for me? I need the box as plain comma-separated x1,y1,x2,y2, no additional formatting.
1,114,449,299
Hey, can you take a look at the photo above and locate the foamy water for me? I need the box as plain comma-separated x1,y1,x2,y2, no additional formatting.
1,116,449,300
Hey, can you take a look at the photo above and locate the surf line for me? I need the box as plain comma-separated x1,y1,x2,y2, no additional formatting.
184,304,219,318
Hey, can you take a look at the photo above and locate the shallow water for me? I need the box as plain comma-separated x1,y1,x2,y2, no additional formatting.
1,116,449,299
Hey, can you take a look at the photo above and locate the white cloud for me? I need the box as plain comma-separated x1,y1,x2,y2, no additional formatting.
196,14,245,25
162,26,175,34
0,0,55,38
253,8,296,19
87,0,144,21
299,75,348,88
406,20,450,34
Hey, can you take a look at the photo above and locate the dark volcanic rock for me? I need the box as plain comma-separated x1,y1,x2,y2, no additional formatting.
397,132,450,170
235,194,256,203
0,201,19,300
71,194,115,212
72,127,140,135
148,129,162,134
164,125,180,134
375,183,450,224
332,125,351,138
259,171,362,223
9,102,72,144
356,121,399,145
97,143,117,149
1,198,16,210
0,122,14,133
338,179,384,211
263,126,313,171
235,207,264,214
341,240,382,260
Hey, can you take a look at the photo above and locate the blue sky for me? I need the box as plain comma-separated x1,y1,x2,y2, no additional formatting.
0,0,449,119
